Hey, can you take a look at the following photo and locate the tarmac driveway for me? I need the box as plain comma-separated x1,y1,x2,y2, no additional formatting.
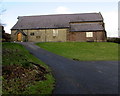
20,42,118,94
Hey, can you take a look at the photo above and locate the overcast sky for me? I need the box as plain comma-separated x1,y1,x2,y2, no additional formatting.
0,0,119,37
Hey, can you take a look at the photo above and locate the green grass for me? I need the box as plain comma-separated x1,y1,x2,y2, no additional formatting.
36,42,119,61
2,43,48,68
2,42,55,95
23,74,55,94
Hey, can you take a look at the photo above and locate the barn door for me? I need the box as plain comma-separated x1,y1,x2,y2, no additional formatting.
17,33,22,41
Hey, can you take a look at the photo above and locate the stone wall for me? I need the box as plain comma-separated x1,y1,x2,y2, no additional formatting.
67,31,106,42
11,28,106,42
11,28,67,42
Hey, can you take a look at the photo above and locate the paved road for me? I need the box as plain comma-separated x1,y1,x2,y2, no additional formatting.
20,42,118,94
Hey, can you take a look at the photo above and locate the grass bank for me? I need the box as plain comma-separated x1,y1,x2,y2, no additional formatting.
36,42,118,61
2,42,55,95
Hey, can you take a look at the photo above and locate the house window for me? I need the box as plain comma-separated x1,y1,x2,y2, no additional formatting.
36,36,41,38
53,29,58,37
86,32,93,37
30,32,34,36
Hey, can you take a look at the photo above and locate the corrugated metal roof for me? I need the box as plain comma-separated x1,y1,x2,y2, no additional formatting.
11,13,103,30
70,23,104,32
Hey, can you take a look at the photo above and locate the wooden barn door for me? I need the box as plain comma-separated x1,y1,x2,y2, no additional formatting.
17,33,22,41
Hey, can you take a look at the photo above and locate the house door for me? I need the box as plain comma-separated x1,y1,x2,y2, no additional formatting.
17,33,22,41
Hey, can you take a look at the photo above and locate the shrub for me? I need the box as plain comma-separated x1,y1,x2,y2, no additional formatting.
107,37,120,44
2,33,11,42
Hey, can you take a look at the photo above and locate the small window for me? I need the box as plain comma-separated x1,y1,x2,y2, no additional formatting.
86,32,93,37
53,29,58,37
30,33,34,36
36,36,41,38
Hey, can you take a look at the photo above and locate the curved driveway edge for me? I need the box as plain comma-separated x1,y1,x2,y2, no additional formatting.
20,42,118,94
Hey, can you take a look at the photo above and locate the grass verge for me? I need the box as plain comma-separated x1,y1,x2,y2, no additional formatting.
36,42,118,61
2,42,55,95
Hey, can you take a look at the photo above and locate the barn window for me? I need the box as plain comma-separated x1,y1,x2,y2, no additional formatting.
86,32,93,37
30,32,34,36
53,29,58,37
36,36,41,38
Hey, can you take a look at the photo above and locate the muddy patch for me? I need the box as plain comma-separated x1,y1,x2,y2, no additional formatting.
2,62,49,93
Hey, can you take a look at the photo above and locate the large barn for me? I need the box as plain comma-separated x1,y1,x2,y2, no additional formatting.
11,12,107,42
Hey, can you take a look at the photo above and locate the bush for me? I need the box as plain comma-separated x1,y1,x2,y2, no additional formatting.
107,37,120,44
1,26,11,42
2,33,11,42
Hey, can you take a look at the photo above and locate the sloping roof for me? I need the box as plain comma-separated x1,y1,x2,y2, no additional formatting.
11,13,103,30
14,30,27,36
70,23,104,32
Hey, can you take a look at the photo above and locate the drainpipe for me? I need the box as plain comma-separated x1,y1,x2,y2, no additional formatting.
27,29,28,42
96,32,98,42
45,28,46,42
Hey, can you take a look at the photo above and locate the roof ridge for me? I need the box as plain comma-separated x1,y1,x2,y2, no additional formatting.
18,12,99,18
